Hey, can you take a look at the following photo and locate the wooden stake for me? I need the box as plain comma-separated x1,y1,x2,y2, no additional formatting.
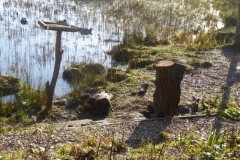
44,31,63,114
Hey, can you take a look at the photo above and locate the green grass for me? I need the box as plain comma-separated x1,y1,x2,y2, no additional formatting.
2,128,239,159
0,75,21,96
220,98,240,121
63,62,107,99
0,82,46,124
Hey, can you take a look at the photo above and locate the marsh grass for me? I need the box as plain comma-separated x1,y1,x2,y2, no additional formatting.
64,62,107,99
0,75,21,96
212,0,238,27
0,80,46,124
78,0,222,49
1,0,225,99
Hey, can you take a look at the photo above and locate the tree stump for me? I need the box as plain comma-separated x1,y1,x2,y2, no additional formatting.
79,91,112,117
153,60,186,117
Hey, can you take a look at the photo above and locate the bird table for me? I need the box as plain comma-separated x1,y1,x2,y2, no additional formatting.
38,20,91,114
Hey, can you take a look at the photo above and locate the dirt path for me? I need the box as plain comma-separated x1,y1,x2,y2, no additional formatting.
181,46,240,104
0,116,239,155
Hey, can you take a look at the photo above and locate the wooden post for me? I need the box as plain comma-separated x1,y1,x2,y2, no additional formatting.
153,60,186,117
38,20,92,116
43,31,63,114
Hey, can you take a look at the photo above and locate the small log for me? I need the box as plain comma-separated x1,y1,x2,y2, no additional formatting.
79,91,112,117
153,60,186,117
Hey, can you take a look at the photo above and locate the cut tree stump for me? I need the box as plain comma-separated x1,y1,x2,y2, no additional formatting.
153,60,186,117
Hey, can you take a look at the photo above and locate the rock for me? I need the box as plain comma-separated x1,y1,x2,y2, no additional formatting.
71,5,77,10
20,18,27,25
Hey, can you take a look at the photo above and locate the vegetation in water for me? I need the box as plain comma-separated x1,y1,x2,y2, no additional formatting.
63,62,107,99
1,0,240,159
0,79,46,124
0,75,21,96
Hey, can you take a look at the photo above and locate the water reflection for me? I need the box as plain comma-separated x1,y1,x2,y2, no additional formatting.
0,0,223,96
0,0,120,96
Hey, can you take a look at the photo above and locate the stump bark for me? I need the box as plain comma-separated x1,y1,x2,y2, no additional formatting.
153,60,186,117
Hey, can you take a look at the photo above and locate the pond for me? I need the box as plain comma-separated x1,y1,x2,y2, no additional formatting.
0,0,123,96
0,0,223,97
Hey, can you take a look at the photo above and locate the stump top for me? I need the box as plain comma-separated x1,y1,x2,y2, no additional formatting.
38,20,82,32
156,60,174,67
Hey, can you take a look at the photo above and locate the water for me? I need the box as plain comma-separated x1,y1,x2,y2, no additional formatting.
0,0,122,96
0,0,223,97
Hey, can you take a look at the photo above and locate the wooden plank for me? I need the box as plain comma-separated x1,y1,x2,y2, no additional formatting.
38,20,82,32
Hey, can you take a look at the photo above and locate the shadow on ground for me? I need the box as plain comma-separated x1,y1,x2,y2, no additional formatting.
213,45,240,132
126,118,172,148
221,45,240,101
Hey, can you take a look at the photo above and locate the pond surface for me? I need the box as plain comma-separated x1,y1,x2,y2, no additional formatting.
0,0,122,96
0,0,223,97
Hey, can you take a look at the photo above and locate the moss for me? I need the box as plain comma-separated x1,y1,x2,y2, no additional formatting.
0,75,21,96
63,62,106,83
63,63,107,99
62,68,82,83
132,58,154,68
106,45,133,62
106,68,128,82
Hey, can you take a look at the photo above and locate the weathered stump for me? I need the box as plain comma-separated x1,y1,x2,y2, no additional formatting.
79,91,112,117
153,60,186,117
